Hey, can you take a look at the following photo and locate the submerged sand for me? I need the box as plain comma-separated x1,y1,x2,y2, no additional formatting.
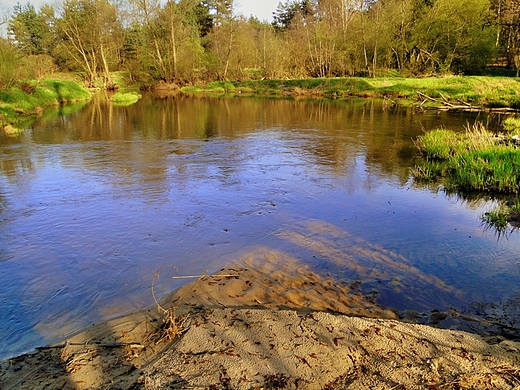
1,249,520,389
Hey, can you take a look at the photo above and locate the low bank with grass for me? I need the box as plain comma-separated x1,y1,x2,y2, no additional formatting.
413,120,520,193
413,119,520,232
0,79,91,130
110,91,142,106
181,76,520,110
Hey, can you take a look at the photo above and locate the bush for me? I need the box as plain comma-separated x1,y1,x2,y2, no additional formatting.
503,117,520,136
0,40,20,90
110,91,142,105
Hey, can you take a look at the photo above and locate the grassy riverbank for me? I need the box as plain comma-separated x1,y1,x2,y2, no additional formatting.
181,75,520,110
413,120,520,193
0,79,91,131
413,119,520,232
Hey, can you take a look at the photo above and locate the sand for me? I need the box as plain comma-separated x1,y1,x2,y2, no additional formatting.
1,249,520,389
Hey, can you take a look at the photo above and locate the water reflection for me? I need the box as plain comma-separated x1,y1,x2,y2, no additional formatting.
0,94,518,359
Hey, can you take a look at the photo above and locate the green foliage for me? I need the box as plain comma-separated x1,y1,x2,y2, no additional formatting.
53,0,122,86
503,117,520,135
0,40,21,90
110,92,142,105
8,3,53,55
414,122,520,193
414,128,465,159
1,0,518,85
488,100,509,108
481,206,510,230
272,0,315,31
205,81,235,92
481,198,520,234
207,76,520,109
0,79,91,126
449,148,520,193
180,86,203,93
40,80,91,101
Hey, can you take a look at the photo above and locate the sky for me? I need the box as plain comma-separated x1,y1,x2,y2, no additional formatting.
237,0,279,22
1,0,280,22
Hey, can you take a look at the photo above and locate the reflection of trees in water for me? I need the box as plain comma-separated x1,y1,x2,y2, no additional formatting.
0,94,489,202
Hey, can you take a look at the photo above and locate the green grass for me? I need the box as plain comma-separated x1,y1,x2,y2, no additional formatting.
414,121,520,231
0,79,91,127
481,198,520,234
482,205,510,230
503,117,520,136
179,86,203,93
186,76,520,109
110,91,142,105
413,122,520,194
40,80,91,102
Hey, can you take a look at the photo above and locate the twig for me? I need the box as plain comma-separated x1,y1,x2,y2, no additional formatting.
438,92,454,106
417,91,438,102
150,265,214,344
457,99,472,107
37,342,144,350
171,274,237,279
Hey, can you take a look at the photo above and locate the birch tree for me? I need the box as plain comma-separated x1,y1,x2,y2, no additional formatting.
54,0,121,87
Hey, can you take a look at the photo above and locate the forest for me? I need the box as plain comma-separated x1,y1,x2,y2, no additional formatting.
0,0,519,89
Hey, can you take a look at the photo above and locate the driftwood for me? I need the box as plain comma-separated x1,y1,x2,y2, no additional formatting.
416,91,517,112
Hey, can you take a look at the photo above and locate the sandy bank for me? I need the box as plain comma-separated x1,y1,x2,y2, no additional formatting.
1,249,520,389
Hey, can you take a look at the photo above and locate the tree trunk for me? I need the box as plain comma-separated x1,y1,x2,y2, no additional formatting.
100,43,115,90
222,23,234,80
170,20,178,82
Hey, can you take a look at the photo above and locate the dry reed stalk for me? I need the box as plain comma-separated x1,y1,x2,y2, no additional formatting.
149,265,237,344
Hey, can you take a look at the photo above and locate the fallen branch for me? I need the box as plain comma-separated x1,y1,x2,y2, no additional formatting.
456,99,472,107
36,342,144,350
438,92,454,107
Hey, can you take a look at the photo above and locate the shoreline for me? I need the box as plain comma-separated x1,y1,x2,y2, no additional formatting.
1,250,520,389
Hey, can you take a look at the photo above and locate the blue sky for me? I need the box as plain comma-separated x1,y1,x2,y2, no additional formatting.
1,0,280,22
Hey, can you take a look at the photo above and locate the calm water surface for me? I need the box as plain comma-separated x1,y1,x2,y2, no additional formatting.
1,94,519,359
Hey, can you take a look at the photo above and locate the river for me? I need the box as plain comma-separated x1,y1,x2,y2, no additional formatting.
1,93,519,359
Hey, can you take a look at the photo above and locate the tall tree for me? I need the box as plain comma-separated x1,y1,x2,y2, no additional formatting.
491,0,520,74
8,3,52,55
205,0,237,79
126,0,208,83
54,0,122,87
272,0,315,31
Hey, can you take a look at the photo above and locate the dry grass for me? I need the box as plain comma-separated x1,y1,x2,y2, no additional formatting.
149,265,198,344
148,266,237,345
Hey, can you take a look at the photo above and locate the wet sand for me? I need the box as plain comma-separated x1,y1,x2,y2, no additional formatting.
1,249,520,389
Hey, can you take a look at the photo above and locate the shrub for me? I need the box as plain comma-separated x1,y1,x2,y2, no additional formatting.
110,92,142,106
503,117,520,136
0,40,20,90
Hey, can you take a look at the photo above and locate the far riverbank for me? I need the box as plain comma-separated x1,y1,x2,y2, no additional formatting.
2,75,519,134
180,75,520,111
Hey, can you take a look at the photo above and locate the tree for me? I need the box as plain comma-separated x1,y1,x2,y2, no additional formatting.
8,3,52,55
376,0,495,75
125,0,209,83
491,0,520,74
205,0,237,79
0,39,21,88
272,0,315,31
54,0,122,87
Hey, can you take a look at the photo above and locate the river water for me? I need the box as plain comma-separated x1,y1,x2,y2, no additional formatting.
1,93,519,359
